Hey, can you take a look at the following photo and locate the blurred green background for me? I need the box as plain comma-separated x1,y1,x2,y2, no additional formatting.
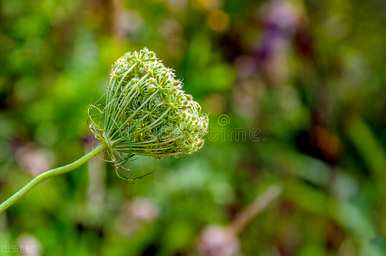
1,0,386,255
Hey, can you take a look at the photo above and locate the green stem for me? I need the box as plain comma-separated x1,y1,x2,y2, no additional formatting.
0,144,106,214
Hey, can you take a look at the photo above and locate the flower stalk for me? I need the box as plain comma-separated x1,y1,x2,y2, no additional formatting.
0,144,106,214
0,48,208,213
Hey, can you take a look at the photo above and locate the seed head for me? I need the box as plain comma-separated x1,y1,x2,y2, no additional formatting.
88,48,208,168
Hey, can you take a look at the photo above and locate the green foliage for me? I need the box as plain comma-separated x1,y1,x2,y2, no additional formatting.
0,0,386,255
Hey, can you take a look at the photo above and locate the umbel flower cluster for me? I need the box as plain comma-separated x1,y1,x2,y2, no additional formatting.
0,48,208,213
89,48,208,168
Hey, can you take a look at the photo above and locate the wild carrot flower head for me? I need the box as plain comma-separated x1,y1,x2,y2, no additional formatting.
88,48,208,168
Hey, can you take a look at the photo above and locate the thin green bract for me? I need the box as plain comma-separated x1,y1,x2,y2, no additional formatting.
88,48,208,169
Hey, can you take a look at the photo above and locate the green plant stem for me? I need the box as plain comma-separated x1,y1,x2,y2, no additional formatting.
0,144,106,214
230,184,281,235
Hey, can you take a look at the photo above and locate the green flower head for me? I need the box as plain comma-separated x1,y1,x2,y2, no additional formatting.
88,48,208,168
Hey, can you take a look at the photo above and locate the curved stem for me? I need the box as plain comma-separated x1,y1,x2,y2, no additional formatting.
0,144,107,214
230,184,282,235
